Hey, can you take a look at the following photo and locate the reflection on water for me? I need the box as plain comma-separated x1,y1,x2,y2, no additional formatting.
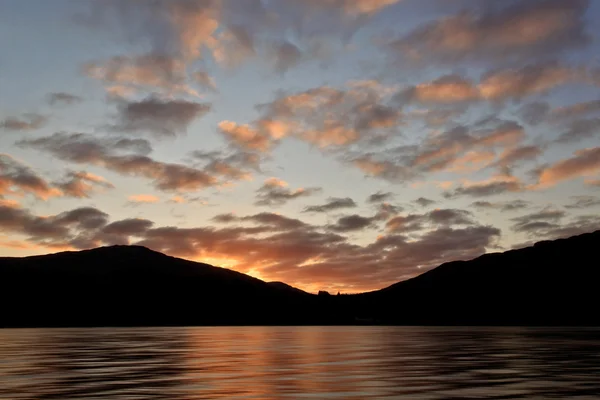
1,327,600,399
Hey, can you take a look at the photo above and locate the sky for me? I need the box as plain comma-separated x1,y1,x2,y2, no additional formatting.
1,0,600,293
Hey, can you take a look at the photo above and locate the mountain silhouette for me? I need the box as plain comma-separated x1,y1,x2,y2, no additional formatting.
352,230,600,325
1,230,599,327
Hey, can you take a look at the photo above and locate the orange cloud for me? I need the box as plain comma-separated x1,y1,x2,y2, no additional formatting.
537,147,600,187
84,54,198,96
412,75,479,104
128,194,160,204
0,154,62,200
479,64,584,101
218,121,272,152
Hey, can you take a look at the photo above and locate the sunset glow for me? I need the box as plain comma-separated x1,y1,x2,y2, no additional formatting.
1,0,600,293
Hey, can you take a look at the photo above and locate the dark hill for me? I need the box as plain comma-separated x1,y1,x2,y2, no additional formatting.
349,230,600,325
1,230,599,327
0,245,331,327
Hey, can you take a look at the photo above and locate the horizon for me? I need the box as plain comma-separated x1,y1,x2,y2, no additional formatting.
1,0,600,294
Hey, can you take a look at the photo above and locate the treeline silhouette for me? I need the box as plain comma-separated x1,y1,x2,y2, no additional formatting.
1,230,599,327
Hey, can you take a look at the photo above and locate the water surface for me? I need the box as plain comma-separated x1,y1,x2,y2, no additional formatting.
1,327,599,399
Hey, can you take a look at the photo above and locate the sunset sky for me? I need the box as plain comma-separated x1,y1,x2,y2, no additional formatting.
1,0,600,293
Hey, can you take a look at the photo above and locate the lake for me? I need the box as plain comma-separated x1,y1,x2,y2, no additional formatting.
1,327,599,399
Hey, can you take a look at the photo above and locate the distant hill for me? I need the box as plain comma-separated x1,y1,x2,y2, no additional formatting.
1,231,599,327
351,230,600,325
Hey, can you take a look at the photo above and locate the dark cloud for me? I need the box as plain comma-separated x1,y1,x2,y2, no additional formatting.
471,199,530,212
190,149,262,181
374,202,402,220
414,197,435,207
445,179,522,198
556,118,600,143
387,0,591,66
1,114,47,131
386,208,475,233
0,154,60,199
551,100,600,120
54,207,110,230
327,214,378,232
303,197,357,213
254,178,321,207
512,214,600,242
519,102,550,125
367,191,394,204
243,212,308,231
103,218,154,235
565,195,600,209
47,92,83,106
55,171,114,198
428,208,474,226
18,133,237,192
113,97,211,137
0,205,70,243
511,208,566,233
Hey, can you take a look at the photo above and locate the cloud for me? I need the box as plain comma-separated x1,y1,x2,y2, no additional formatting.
218,121,273,152
54,207,110,230
347,119,531,184
102,218,154,235
303,197,357,213
536,147,600,187
81,0,401,78
84,54,203,96
586,179,600,187
400,75,479,105
519,101,551,125
511,208,567,236
493,145,543,169
388,0,590,65
192,70,217,91
113,97,211,137
190,149,261,182
234,82,402,152
0,154,61,200
406,121,525,175
367,191,394,204
414,197,435,207
127,194,160,204
18,133,238,192
1,114,47,131
270,41,303,74
386,208,475,234
556,118,600,143
47,92,83,106
214,212,308,232
471,200,530,212
565,195,600,209
445,175,523,198
479,63,587,101
0,205,108,247
56,171,114,198
428,208,474,226
551,100,600,120
327,214,378,232
255,178,321,207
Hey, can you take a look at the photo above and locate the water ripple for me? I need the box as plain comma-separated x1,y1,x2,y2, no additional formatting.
1,327,600,399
